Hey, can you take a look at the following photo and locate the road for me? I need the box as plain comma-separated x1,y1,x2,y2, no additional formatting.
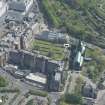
49,92,60,105
0,68,44,105
62,71,71,94
68,72,80,93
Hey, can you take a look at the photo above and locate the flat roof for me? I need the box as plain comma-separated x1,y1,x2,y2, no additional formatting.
55,72,61,81
0,99,2,103
26,73,47,84
6,11,23,22
15,71,24,76
75,51,83,67
0,1,3,8
8,1,26,12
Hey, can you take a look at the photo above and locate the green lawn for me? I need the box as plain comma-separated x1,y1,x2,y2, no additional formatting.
32,40,65,61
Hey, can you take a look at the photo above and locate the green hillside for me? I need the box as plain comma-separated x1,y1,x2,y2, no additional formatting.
41,0,105,48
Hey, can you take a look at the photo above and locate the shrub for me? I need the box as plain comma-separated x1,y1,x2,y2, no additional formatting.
0,76,8,87
29,90,48,97
0,88,20,93
64,93,83,104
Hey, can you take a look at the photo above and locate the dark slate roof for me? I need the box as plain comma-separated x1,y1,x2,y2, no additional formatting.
8,1,26,12
35,31,66,41
6,11,23,22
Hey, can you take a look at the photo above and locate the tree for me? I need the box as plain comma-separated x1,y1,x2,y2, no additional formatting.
26,99,33,105
64,93,83,104
0,76,8,87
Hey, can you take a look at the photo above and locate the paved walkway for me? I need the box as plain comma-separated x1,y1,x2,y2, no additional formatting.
95,90,105,105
